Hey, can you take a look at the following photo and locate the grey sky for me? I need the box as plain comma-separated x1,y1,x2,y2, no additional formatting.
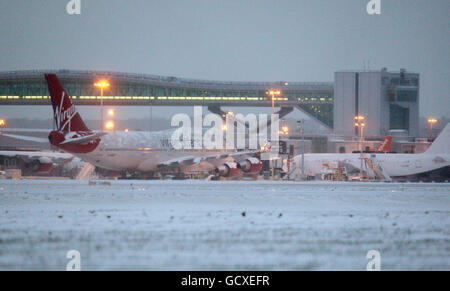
0,0,448,120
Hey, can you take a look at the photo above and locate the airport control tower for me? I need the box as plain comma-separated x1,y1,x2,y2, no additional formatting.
333,68,419,138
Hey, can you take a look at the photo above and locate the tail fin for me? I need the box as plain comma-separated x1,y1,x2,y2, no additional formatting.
45,74,90,132
425,123,450,154
375,136,392,152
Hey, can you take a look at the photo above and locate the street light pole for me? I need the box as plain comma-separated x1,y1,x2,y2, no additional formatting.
360,124,364,179
94,80,110,132
266,90,281,180
271,94,275,180
427,118,437,140
355,115,366,181
297,119,305,180
301,119,305,180
107,109,116,132
100,87,103,132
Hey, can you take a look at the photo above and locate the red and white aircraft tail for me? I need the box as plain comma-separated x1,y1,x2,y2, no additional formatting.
375,136,392,152
45,74,105,153
45,74,90,132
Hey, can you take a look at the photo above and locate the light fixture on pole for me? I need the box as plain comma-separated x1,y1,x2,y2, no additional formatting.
107,109,116,131
266,90,281,179
297,119,305,180
94,80,110,132
105,120,115,130
266,90,281,116
427,118,437,140
355,115,366,181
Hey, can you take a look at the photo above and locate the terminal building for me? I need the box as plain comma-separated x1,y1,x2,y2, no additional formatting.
333,68,420,137
0,68,422,153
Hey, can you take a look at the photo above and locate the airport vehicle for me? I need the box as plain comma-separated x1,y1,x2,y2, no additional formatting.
4,74,263,178
292,125,450,180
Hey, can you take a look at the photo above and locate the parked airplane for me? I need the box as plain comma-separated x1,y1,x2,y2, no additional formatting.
292,124,450,180
4,74,263,178
0,150,73,175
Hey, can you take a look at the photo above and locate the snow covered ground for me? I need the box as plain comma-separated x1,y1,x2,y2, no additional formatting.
0,180,449,270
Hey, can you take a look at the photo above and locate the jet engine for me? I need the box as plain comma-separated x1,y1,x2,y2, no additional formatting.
215,162,241,177
237,157,263,174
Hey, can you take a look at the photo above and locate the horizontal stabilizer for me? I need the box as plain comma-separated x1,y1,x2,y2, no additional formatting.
59,132,107,145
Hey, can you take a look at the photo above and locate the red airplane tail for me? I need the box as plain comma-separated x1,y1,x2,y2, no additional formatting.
376,136,392,152
45,74,90,132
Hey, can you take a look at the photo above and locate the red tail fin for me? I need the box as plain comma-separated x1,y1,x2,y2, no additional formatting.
376,136,392,152
45,74,90,132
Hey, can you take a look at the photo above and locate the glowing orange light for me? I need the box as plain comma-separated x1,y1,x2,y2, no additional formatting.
105,121,114,130
427,118,437,124
0,119,5,127
222,125,227,131
94,80,110,88
266,90,281,96
108,109,115,116
354,115,365,120
124,128,129,132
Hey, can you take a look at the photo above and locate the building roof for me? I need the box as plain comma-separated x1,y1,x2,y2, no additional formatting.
0,70,333,91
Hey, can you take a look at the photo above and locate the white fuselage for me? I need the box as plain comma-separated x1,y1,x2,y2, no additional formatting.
71,130,231,172
293,152,450,177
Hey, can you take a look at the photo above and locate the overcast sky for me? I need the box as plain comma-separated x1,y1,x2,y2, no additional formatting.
0,0,448,120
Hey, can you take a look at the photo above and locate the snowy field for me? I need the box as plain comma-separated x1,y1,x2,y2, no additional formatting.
0,180,449,271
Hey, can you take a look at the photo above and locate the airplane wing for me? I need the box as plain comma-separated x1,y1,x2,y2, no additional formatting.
0,150,73,163
59,132,107,145
157,150,261,169
0,133,49,143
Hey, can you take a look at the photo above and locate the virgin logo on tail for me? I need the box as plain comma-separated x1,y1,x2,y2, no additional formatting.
54,91,77,131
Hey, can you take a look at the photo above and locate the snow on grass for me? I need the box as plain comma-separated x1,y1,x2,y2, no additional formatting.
0,180,449,270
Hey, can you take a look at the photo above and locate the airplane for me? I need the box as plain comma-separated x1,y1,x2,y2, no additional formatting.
0,150,73,175
292,124,450,181
3,74,264,178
